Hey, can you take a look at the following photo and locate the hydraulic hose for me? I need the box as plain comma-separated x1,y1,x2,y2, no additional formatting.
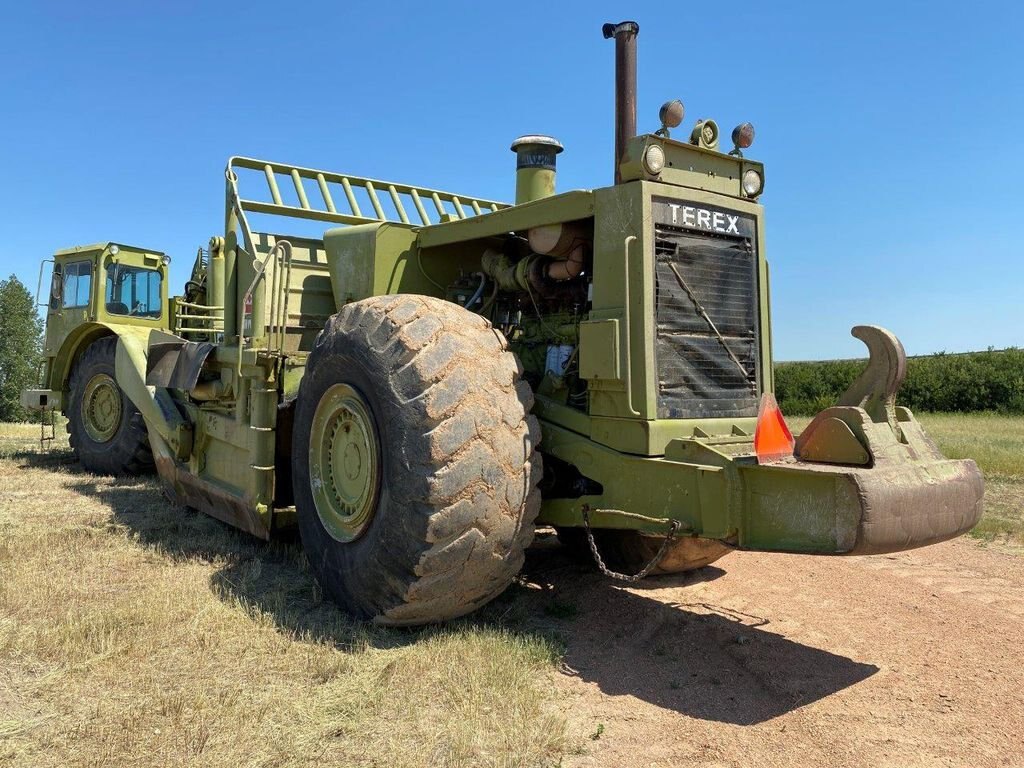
467,272,487,308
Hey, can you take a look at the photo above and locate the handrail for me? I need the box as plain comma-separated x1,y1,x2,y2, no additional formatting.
236,240,293,379
35,259,54,309
622,235,641,417
226,156,508,230
176,300,225,310
172,297,224,338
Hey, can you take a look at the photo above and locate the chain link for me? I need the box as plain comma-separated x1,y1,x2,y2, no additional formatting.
581,506,681,583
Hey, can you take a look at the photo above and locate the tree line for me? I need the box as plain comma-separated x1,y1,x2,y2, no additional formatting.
0,271,1019,422
0,275,43,422
775,348,1024,416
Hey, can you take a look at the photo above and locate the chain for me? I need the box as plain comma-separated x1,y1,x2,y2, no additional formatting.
581,505,681,583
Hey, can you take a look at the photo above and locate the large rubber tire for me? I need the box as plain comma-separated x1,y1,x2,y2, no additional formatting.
555,526,730,575
292,295,542,625
66,337,154,476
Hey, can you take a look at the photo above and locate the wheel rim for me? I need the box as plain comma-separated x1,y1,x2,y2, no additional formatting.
309,383,381,542
82,373,123,443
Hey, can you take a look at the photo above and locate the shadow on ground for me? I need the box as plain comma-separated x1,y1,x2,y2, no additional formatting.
15,449,878,725
521,534,879,725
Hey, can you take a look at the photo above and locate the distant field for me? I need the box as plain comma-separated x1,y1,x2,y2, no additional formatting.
776,347,1024,416
910,413,1024,543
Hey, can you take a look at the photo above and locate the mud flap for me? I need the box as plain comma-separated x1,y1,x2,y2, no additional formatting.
146,335,215,390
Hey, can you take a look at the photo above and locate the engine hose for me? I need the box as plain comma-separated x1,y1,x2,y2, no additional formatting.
545,243,586,281
467,272,487,308
480,280,500,315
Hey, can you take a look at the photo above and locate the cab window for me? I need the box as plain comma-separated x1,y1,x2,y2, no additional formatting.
61,261,93,308
105,263,163,318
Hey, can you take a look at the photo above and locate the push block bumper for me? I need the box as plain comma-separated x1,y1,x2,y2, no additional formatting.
537,326,983,560
740,326,985,555
739,449,984,556
842,457,983,554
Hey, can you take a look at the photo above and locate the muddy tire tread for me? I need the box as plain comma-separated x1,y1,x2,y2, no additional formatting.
293,295,541,625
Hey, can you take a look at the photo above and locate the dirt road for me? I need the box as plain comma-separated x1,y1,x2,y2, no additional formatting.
522,534,1024,768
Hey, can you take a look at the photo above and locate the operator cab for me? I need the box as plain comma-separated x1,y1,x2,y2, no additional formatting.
45,243,169,323
39,244,171,382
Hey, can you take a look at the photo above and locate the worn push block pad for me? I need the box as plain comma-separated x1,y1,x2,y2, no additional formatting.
847,458,984,555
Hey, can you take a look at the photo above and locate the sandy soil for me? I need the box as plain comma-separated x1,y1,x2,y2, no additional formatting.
521,534,1024,768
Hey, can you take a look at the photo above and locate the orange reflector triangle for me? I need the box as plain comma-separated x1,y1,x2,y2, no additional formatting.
754,392,795,464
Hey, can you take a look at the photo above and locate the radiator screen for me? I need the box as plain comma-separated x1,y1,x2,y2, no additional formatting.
652,199,760,419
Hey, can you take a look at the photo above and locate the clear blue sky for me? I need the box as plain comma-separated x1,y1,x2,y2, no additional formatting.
1,1,1020,360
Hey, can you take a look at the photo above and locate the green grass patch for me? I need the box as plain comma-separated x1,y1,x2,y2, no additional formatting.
921,414,1024,544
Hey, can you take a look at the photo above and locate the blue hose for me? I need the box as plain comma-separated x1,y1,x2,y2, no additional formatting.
467,272,486,308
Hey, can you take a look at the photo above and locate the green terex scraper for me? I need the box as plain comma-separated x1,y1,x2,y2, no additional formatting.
24,22,983,625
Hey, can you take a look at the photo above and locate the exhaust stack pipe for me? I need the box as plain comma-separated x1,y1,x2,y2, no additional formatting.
602,20,639,184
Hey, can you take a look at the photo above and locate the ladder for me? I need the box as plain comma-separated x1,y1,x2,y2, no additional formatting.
226,156,508,229
39,407,56,451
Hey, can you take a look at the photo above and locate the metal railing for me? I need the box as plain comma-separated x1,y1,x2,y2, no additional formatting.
174,298,225,337
227,156,508,228
237,240,293,378
221,156,502,364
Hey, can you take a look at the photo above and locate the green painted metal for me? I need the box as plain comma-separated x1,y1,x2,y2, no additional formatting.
81,372,122,442
308,383,381,543
227,156,507,229
415,190,595,249
510,135,564,205
24,35,982,567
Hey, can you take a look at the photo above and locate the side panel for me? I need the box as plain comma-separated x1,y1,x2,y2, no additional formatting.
588,182,649,419
250,233,334,353
324,223,430,304
323,222,485,305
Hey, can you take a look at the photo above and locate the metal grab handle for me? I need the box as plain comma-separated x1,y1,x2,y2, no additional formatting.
622,235,641,416
35,259,55,308
236,240,292,378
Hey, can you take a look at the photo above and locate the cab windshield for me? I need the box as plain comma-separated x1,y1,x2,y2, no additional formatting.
105,263,162,318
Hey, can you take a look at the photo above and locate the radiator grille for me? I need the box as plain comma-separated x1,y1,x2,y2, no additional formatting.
653,225,759,419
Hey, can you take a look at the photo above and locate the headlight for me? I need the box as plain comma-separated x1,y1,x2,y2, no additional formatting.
161,254,172,266
643,144,666,175
731,122,755,150
742,169,763,197
109,244,120,255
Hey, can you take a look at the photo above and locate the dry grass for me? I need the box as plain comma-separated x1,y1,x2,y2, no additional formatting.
0,412,1020,766
0,423,574,768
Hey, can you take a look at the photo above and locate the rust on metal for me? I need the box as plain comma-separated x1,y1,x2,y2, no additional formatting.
602,20,639,184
